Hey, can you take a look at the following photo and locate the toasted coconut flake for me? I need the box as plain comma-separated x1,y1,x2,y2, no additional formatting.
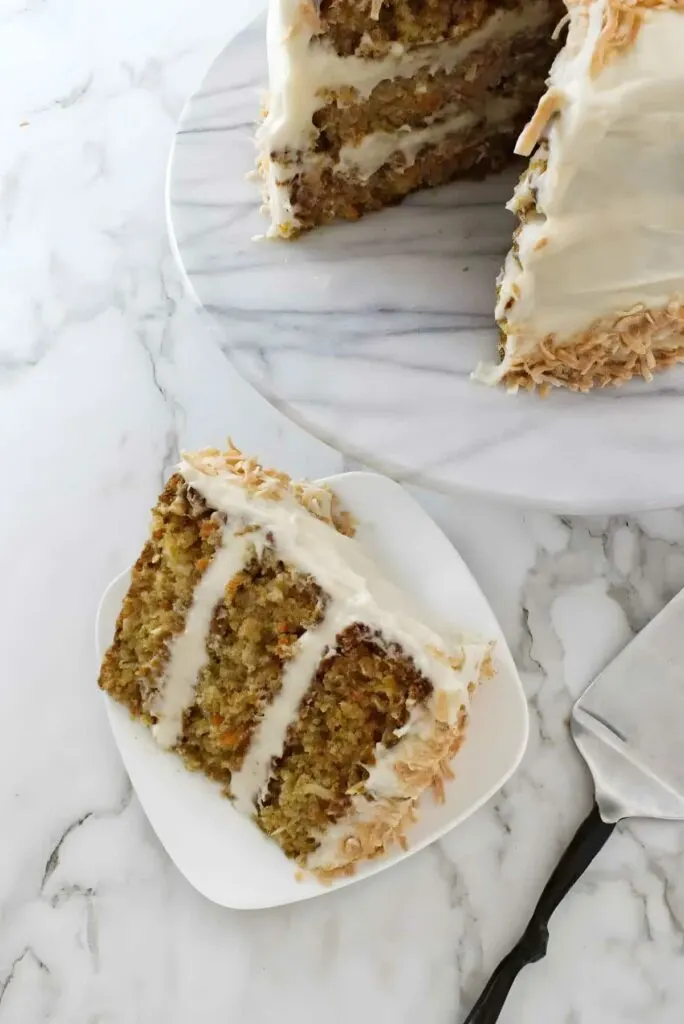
182,442,356,537
587,0,683,76
285,0,322,39
501,298,684,393
516,89,565,158
553,9,572,38
307,710,472,881
435,691,450,724
289,621,493,883
432,773,446,804
480,650,495,680
426,644,466,672
314,863,357,884
392,713,470,808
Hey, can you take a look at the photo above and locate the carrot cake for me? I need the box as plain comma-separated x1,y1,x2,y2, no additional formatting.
257,0,563,236
485,0,684,392
99,444,494,879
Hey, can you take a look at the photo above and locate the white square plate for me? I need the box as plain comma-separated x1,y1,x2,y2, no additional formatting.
96,472,528,909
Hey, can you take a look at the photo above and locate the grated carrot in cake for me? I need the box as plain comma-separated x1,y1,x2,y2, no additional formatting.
257,0,563,236
99,443,494,879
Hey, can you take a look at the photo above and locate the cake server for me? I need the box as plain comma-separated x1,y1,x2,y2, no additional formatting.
465,586,684,1023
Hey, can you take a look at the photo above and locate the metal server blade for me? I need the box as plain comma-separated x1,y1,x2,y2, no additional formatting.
572,586,684,824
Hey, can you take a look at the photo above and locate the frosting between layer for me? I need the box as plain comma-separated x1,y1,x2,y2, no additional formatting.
337,96,521,181
229,612,341,814
155,458,489,815
151,527,257,748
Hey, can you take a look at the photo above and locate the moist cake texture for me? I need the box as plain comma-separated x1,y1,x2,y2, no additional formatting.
484,0,684,392
99,444,494,879
257,0,562,236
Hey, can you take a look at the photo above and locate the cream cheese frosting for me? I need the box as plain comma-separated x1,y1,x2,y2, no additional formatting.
337,96,521,181
488,0,684,386
151,528,259,748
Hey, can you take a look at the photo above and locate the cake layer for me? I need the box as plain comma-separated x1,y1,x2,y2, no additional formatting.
262,0,555,152
175,545,327,784
99,446,493,878
99,478,227,719
317,0,521,57
310,28,556,153
489,0,684,392
285,101,535,232
256,623,434,859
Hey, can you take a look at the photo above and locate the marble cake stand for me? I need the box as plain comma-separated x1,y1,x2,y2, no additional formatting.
167,11,684,513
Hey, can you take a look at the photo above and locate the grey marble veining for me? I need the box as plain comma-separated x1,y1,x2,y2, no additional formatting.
169,10,684,514
3,0,684,1021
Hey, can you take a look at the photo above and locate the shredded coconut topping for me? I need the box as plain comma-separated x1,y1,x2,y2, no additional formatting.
495,0,684,394
182,442,356,536
308,647,495,880
501,300,684,393
585,0,684,75
311,709,470,882
286,0,322,38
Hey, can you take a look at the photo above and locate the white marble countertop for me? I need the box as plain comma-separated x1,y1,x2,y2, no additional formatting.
3,1,684,1021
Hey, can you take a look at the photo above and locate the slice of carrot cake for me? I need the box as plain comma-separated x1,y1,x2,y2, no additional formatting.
257,0,563,236
99,443,493,879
